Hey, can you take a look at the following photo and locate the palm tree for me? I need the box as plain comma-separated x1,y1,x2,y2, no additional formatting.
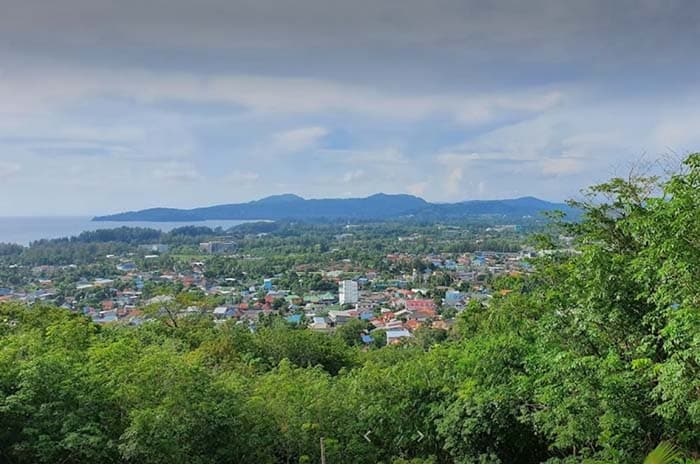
644,442,682,464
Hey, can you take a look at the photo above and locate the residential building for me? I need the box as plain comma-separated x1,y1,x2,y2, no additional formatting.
339,280,358,305
199,241,237,254
310,316,330,331
386,329,412,344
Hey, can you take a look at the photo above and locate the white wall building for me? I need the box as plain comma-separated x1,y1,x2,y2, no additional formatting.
339,280,359,305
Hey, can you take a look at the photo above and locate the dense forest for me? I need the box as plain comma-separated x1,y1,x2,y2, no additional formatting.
1,155,700,463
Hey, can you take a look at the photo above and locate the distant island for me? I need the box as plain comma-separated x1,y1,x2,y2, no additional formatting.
93,193,575,222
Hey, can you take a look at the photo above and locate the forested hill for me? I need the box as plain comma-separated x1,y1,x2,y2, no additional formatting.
2,154,700,464
93,193,573,222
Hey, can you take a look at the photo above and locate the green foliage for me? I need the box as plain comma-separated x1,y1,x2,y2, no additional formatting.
643,442,682,464
336,318,372,347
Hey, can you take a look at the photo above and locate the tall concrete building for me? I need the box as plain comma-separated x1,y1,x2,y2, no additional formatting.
339,280,359,305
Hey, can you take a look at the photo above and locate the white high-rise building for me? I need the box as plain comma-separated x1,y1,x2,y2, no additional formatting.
339,280,359,305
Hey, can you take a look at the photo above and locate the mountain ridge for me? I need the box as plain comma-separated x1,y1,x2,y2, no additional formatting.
93,193,574,222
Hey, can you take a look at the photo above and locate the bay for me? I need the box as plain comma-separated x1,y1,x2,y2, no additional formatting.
0,217,255,246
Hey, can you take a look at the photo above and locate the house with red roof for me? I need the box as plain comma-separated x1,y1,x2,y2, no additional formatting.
405,299,436,312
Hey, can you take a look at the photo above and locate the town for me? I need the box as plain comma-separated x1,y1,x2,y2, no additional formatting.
0,221,543,346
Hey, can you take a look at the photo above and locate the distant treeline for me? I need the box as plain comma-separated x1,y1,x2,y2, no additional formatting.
0,220,530,267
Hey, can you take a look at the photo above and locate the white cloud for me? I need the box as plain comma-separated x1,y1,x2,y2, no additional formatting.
152,162,202,183
407,181,428,197
652,111,700,153
226,170,260,182
455,91,564,124
541,157,585,176
323,147,408,165
0,161,21,179
0,65,564,125
271,126,328,152
446,166,464,197
342,169,365,183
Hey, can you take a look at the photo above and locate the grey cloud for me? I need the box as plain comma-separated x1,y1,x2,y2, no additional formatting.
3,1,697,51
2,1,698,92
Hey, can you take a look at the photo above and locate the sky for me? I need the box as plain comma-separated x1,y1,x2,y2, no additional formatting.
1,0,700,215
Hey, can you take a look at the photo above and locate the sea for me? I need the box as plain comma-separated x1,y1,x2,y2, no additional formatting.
0,217,254,246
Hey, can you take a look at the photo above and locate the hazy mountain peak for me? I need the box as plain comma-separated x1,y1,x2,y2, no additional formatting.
256,194,305,204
